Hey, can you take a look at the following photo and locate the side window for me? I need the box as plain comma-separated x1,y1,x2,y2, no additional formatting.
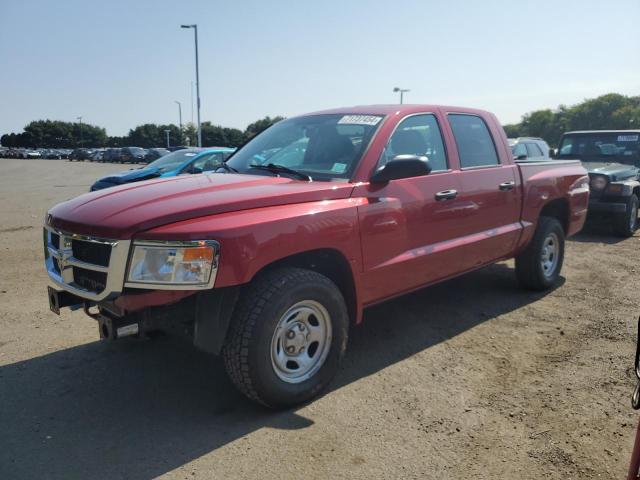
448,114,499,168
381,114,447,171
512,143,527,158
559,137,573,155
189,152,224,173
525,143,543,158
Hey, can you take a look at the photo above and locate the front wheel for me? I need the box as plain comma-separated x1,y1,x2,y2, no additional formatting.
222,267,349,408
516,216,565,291
613,194,639,238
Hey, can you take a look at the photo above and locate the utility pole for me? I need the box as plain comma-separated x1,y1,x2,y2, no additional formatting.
181,24,202,147
165,129,171,149
77,116,83,147
174,100,182,144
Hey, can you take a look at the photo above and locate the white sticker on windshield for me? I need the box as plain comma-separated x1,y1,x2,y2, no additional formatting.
618,135,639,142
338,115,382,126
331,163,347,173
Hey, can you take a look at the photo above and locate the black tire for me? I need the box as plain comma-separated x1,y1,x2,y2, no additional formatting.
613,194,639,238
516,216,565,291
222,267,349,409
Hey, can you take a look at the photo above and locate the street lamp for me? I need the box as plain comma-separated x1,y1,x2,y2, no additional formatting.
174,100,182,144
393,87,410,104
165,129,171,149
76,116,83,148
181,24,201,147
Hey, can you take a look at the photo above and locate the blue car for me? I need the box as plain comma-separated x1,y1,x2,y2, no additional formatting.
90,147,235,191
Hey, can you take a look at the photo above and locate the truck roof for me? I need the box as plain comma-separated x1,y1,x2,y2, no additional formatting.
301,104,493,117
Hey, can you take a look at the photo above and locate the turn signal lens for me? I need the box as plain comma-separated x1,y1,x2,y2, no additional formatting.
182,246,214,262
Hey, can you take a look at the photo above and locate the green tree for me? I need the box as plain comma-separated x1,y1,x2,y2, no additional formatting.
244,116,285,141
126,124,181,148
201,122,245,147
502,93,640,147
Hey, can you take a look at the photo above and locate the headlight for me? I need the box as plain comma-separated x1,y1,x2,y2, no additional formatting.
590,175,608,191
126,240,219,288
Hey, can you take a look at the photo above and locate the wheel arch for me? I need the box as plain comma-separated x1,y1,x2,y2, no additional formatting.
539,198,570,234
251,248,359,326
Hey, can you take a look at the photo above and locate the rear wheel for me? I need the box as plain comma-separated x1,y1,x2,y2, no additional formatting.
222,267,349,408
613,194,639,238
516,216,565,290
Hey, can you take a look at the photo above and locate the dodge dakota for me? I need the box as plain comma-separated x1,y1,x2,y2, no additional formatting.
44,105,589,408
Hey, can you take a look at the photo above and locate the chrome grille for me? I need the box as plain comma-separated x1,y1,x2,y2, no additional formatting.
44,226,131,301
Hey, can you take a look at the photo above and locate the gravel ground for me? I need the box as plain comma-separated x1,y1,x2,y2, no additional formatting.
0,158,638,479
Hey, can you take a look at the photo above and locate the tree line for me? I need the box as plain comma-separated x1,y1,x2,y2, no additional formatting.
3,93,639,149
0,116,284,149
504,93,640,147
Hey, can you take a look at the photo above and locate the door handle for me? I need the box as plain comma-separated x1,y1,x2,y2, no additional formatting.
499,181,515,191
435,189,458,201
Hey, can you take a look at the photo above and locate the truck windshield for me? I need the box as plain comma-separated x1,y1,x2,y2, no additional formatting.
226,114,384,181
558,133,640,165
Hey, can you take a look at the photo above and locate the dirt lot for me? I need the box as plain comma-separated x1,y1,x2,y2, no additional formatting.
0,158,638,479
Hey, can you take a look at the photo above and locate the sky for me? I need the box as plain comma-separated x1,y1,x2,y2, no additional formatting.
1,0,639,136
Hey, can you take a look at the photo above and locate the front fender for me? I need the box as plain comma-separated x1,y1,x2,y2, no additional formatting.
138,198,365,289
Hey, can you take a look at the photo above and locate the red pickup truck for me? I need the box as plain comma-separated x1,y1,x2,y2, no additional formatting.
45,105,589,407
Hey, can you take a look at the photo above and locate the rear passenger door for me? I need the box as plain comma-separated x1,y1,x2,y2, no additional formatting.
446,113,522,268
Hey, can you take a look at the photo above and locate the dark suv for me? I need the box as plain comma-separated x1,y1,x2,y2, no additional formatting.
102,148,123,163
556,130,640,237
144,148,170,163
69,148,93,161
120,147,146,163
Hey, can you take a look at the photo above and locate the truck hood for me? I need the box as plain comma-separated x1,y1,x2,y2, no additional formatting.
583,161,640,181
96,167,162,185
49,173,354,238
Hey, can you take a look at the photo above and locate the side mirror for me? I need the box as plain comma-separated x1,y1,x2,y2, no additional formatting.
515,154,527,160
371,155,432,183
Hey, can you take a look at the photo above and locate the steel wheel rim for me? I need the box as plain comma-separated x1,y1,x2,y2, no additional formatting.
630,201,638,231
540,232,560,278
270,300,332,384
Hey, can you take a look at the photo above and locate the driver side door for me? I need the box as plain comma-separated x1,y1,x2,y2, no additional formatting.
355,112,468,305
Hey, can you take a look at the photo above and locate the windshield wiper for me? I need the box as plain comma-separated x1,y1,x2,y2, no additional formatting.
249,163,311,181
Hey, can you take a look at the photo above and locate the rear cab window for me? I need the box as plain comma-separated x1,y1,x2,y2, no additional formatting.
448,114,499,168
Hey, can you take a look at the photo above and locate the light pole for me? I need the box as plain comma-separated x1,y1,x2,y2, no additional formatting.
76,116,83,148
190,81,195,124
165,129,171,149
181,24,201,147
174,100,182,144
393,87,410,104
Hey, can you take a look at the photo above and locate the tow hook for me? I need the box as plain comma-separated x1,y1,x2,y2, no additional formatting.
98,316,139,340
84,303,140,341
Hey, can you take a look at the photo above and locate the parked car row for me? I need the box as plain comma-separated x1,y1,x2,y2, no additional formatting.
0,146,174,164
0,147,74,159
69,147,173,164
